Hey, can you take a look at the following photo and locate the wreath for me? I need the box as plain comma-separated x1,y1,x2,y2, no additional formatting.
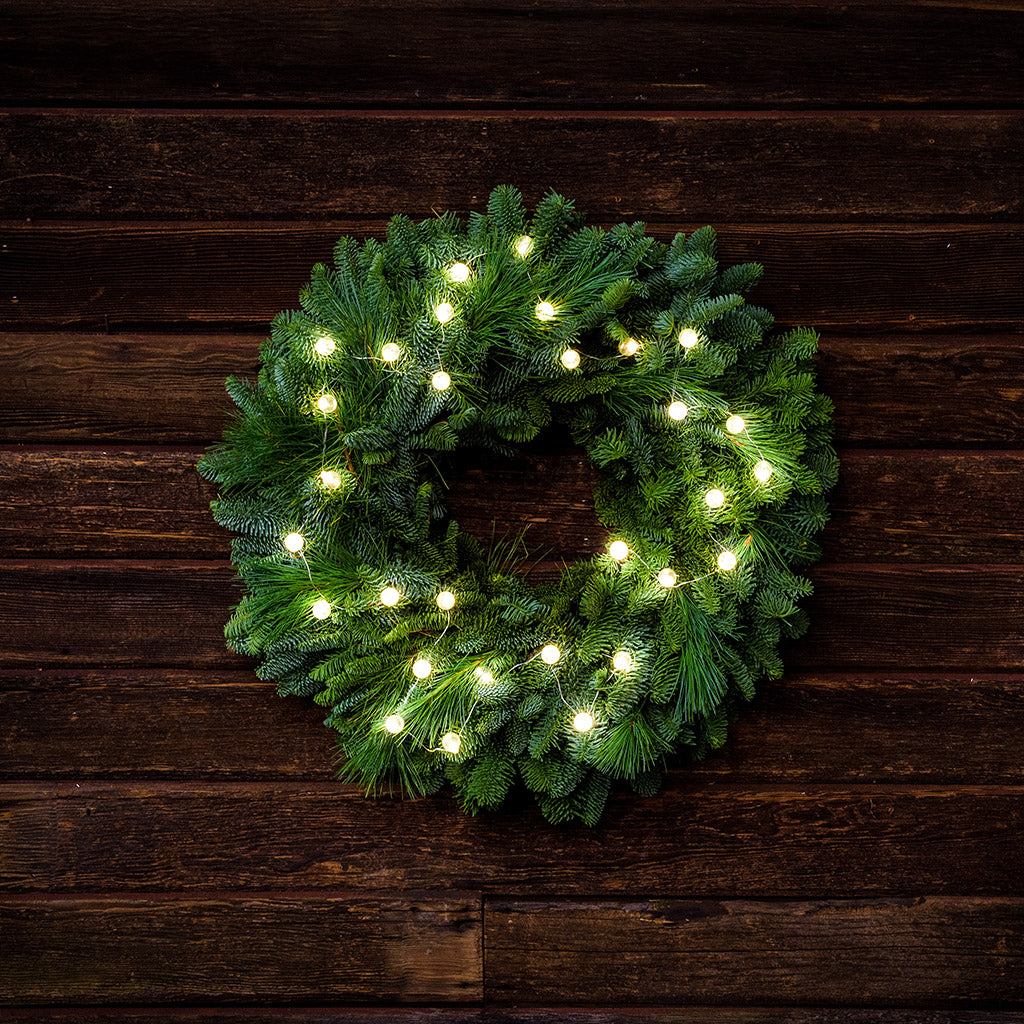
199,186,836,825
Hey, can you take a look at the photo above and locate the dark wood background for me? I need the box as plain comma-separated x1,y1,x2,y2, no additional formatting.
2,2,1023,1019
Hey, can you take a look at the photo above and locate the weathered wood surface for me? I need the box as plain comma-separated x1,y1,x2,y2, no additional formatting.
3,782,1022,896
484,898,1024,1005
4,1,1022,109
2,112,1021,221
3,671,1021,784
0,895,483,1005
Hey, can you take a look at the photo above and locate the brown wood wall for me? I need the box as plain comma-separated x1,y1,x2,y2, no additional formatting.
2,2,1023,1019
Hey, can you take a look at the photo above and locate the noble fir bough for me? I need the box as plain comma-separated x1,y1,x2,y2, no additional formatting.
199,186,837,825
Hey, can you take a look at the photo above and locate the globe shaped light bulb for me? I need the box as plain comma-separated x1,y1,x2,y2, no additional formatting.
475,666,494,685
441,732,462,754
311,599,331,620
540,643,561,665
436,590,456,611
678,328,699,349
412,657,432,679
612,651,632,672
572,711,595,733
434,301,455,324
431,370,452,391
317,393,337,414
314,336,336,357
667,401,688,421
384,713,405,734
515,235,534,257
319,469,342,490
726,414,746,434
754,460,772,483
448,262,471,283
657,567,677,588
618,338,639,357
380,586,401,607
717,550,738,571
283,532,304,554
381,342,401,363
560,348,581,370
705,488,725,509
608,540,629,561
535,300,556,322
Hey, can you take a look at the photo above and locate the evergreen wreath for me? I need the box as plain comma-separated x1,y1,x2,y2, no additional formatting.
199,186,837,826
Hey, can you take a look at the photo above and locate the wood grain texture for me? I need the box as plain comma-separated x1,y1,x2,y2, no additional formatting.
3,221,1023,332
1,112,1020,221
483,897,1024,1005
0,895,482,1005
3,1,1022,108
3,782,1022,896
5,331,1024,447
2,671,1021,784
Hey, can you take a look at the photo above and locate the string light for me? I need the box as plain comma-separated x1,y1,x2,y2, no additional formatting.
657,567,677,588
536,300,556,322
311,599,331,620
434,301,455,324
319,469,342,489
754,460,772,483
384,714,405,734
705,488,725,509
717,550,738,571
572,711,595,733
431,370,452,391
726,414,745,434
283,532,304,554
447,262,471,283
678,328,699,349
441,732,462,754
475,666,494,685
316,393,338,414
540,644,561,665
515,235,534,257
667,401,688,421
436,590,456,611
609,540,629,561
560,348,581,370
381,342,402,363
380,586,401,607
412,657,433,679
618,338,640,357
612,651,632,672
314,336,336,357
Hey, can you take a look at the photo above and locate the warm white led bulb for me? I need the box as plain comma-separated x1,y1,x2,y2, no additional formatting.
319,469,342,490
475,666,494,685
560,348,581,370
540,644,561,665
448,262,471,283
572,711,595,733
726,414,746,434
317,393,338,414
431,370,452,391
283,532,304,553
536,300,556,322
436,590,456,611
678,328,699,349
658,567,677,588
705,488,725,509
515,235,534,258
380,586,401,607
618,338,640,357
717,550,738,571
612,651,632,672
667,401,688,421
381,342,402,363
314,336,336,357
434,301,455,324
754,460,772,483
441,731,462,754
608,540,629,561
384,714,405,734
311,599,331,620
412,657,432,679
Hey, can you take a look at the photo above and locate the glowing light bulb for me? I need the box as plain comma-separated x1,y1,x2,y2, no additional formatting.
540,644,561,665
705,488,725,509
658,567,677,588
317,393,338,414
515,235,534,258
384,714,405,734
535,300,556,322
448,262,471,283
283,532,304,553
608,540,629,561
754,460,772,483
381,342,401,363
612,651,632,672
380,586,401,607
311,599,331,620
718,550,738,571
441,732,462,754
475,666,494,685
678,328,699,349
431,370,452,391
560,348,581,370
320,469,342,490
726,414,745,434
619,338,640,357
434,301,455,324
573,711,595,733
314,336,336,357
412,657,432,679
667,401,688,421
436,590,456,611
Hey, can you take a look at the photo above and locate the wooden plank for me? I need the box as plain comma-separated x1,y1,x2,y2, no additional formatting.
3,223,1020,333
2,671,1021,785
0,895,482,1005
1,112,1020,221
483,897,1024,1005
0,562,1020,670
3,447,1021,563
3,2,1021,108
4,331,1024,447
2,782,1021,896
